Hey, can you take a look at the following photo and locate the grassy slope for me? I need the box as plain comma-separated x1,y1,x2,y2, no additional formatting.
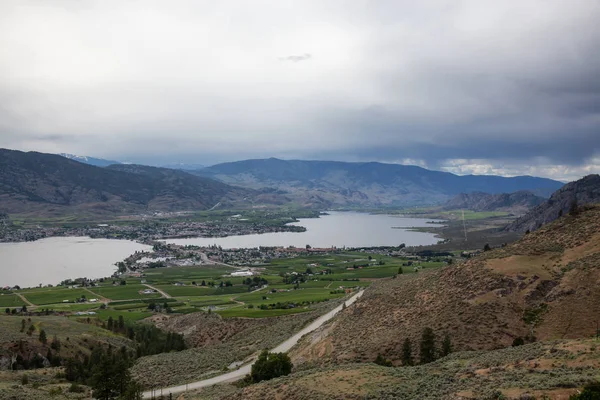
291,205,600,367
187,338,600,400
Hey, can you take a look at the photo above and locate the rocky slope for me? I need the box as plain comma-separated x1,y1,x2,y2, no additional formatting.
195,158,563,207
289,205,600,368
444,191,545,213
506,174,600,232
0,149,277,217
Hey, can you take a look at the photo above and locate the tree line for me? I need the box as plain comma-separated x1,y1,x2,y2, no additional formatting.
375,328,452,367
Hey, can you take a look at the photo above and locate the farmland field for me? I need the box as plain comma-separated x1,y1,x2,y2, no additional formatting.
19,288,91,305
236,288,346,306
0,294,24,307
217,307,310,318
89,284,162,300
0,249,449,319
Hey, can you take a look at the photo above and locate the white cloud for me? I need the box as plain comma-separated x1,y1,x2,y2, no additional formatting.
0,0,598,175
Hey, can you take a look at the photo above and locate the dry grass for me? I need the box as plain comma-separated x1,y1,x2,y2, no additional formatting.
185,338,600,400
287,205,600,368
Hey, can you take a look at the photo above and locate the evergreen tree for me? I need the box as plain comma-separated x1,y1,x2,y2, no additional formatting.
401,338,413,366
20,319,26,332
398,267,403,274
419,327,436,364
39,329,47,344
118,315,125,332
91,356,119,400
51,335,61,351
441,334,452,357
107,316,114,331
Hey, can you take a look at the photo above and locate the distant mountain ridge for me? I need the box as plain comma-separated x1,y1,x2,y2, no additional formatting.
506,174,600,232
0,149,269,217
59,153,121,167
195,158,564,207
443,191,546,213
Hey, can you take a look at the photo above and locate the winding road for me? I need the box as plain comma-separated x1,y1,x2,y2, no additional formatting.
142,284,172,299
142,289,364,399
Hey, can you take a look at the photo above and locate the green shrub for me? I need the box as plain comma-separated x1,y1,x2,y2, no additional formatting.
249,350,293,383
68,383,85,393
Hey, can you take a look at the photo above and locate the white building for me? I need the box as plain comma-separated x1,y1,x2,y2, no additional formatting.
231,270,253,277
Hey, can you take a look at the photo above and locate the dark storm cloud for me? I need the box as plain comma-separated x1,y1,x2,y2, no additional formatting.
0,0,599,180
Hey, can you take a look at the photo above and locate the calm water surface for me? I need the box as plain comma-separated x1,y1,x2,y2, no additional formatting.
0,237,150,288
167,212,442,249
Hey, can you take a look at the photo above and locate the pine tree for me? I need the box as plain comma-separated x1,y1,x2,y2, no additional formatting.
107,316,114,331
118,315,125,332
401,338,413,366
39,329,47,344
441,334,452,357
91,356,119,400
419,327,436,364
398,267,403,274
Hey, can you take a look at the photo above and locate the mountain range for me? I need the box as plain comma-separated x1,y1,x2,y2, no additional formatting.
194,158,563,207
58,153,204,171
0,149,272,217
443,191,546,214
59,153,122,167
0,150,567,215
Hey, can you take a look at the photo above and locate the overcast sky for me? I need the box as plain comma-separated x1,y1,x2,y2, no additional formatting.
1,0,599,181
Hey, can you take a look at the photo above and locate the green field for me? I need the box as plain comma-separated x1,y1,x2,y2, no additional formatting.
217,307,310,318
93,309,153,323
155,284,249,297
89,284,162,301
3,250,447,319
19,288,91,305
183,295,236,307
0,294,25,307
236,288,346,306
142,265,236,284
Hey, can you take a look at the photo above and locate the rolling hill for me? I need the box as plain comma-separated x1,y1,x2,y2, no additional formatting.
506,174,600,232
0,149,268,217
289,204,600,368
195,158,563,207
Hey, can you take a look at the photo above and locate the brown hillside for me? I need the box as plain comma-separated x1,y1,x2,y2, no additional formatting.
291,205,600,367
188,339,600,400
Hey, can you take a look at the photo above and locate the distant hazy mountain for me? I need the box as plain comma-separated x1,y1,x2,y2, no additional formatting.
156,162,206,170
0,149,267,217
195,158,564,207
506,174,600,232
59,153,121,167
443,191,546,213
